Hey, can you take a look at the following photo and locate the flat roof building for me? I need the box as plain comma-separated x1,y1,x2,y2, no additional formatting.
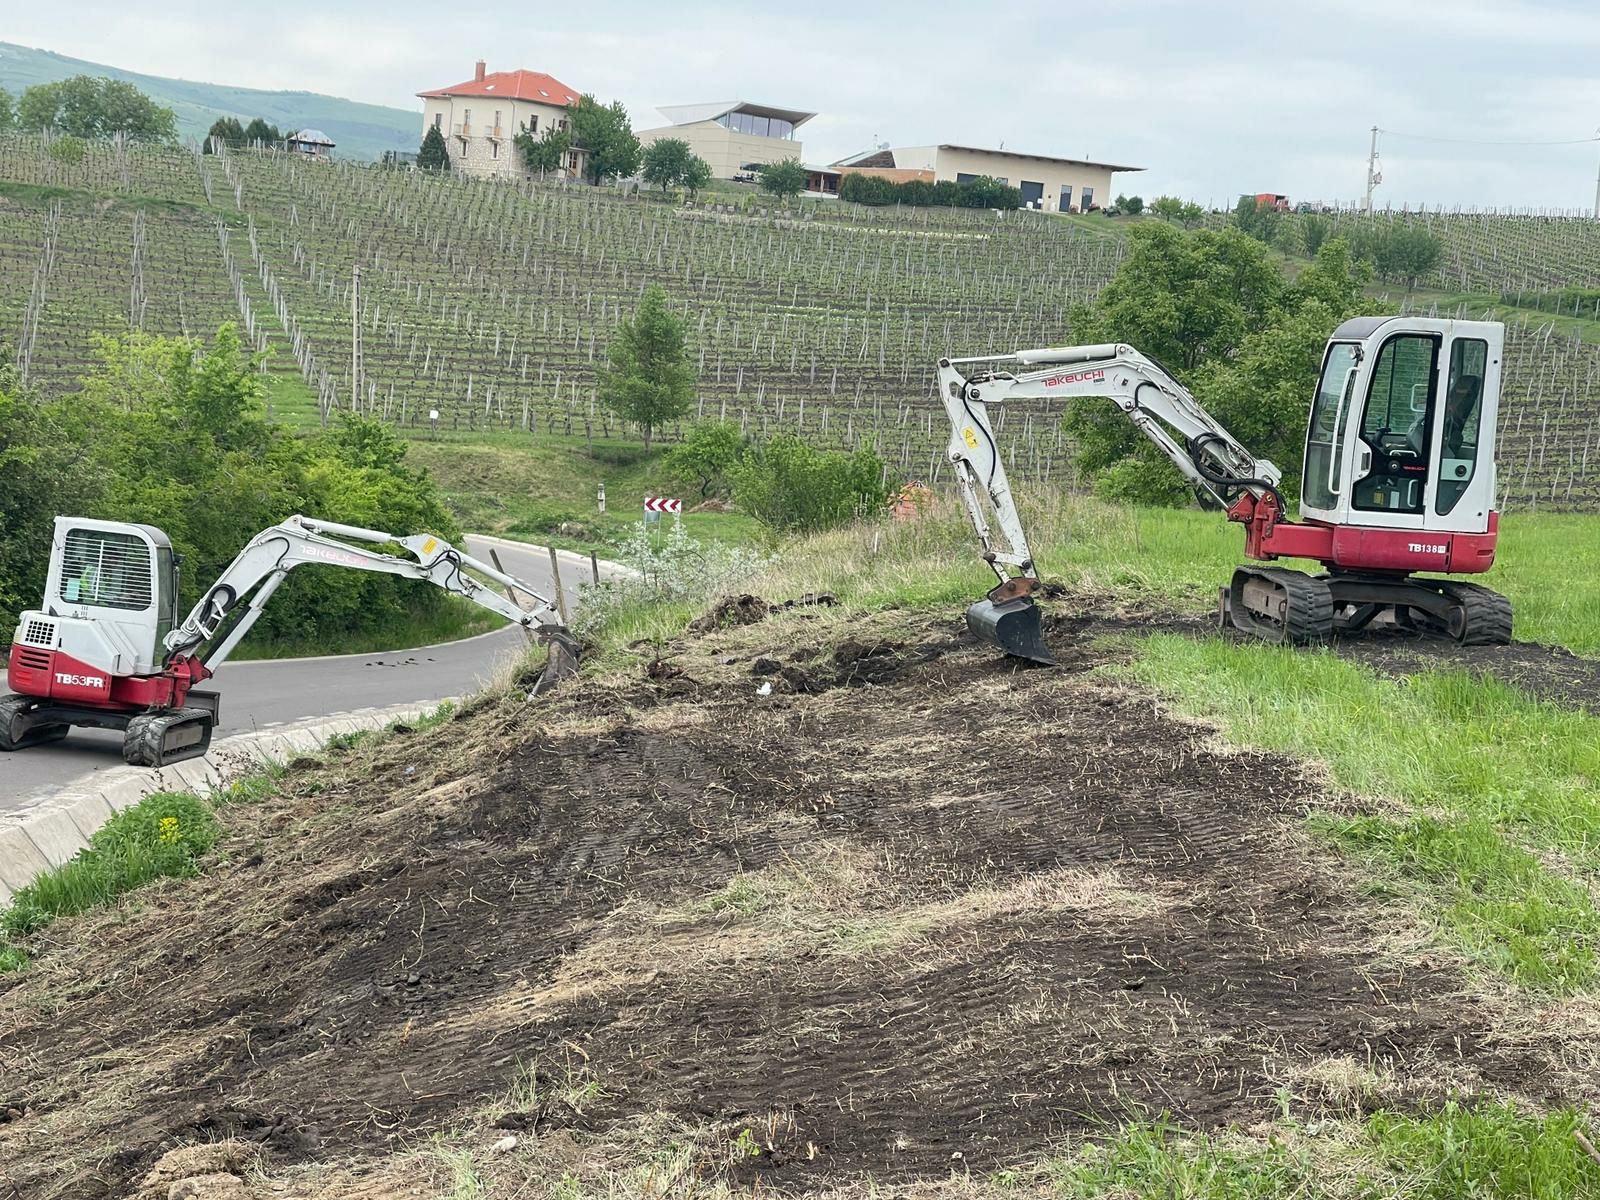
637,101,815,180
835,144,1142,212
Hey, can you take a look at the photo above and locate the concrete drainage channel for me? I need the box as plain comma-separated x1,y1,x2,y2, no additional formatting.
0,699,461,906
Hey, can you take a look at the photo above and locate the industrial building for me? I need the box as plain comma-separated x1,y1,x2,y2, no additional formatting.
834,144,1142,212
636,102,815,180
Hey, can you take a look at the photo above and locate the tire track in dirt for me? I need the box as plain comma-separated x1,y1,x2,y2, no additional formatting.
0,605,1579,1197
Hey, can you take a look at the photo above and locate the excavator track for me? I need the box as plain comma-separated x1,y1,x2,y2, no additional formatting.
1434,580,1514,645
1222,567,1335,645
122,707,215,768
0,693,71,751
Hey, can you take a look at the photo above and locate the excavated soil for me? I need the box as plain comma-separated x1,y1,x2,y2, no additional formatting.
1329,626,1600,711
0,600,1589,1198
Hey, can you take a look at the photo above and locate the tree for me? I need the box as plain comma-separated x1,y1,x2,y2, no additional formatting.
0,88,14,133
567,94,641,184
1063,227,1379,504
1115,194,1144,215
682,155,712,198
757,157,808,198
1063,222,1285,498
418,124,450,171
1149,195,1204,226
0,360,107,639
729,436,893,532
242,117,281,146
666,421,744,497
514,121,570,173
205,116,245,152
18,76,176,141
598,286,695,451
642,137,694,190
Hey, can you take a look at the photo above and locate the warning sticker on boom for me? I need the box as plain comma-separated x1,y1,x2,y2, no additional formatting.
962,427,979,449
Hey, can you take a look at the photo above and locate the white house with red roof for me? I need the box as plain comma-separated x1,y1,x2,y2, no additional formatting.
417,61,587,179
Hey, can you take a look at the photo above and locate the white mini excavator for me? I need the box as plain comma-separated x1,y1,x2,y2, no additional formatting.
2,516,579,767
941,316,1513,662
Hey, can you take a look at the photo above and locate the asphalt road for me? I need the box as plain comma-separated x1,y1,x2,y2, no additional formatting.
0,536,609,815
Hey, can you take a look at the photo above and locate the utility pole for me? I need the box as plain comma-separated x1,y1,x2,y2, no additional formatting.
351,265,361,412
1364,126,1380,212
1594,129,1599,219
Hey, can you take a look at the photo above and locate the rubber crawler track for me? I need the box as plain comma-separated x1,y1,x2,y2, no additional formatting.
1438,580,1515,645
122,707,214,767
1228,567,1335,645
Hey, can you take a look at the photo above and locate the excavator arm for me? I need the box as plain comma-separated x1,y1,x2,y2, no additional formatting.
165,516,572,674
937,343,1288,663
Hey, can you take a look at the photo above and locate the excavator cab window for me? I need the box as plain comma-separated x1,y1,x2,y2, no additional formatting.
1436,338,1487,516
59,528,155,611
1352,333,1439,515
1303,342,1360,510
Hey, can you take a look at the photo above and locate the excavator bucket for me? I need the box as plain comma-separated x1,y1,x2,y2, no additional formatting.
528,625,582,696
965,580,1056,666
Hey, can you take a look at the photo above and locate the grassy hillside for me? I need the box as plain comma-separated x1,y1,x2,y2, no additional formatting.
0,42,419,161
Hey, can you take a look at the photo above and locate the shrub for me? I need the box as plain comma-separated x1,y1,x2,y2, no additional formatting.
729,435,893,532
571,521,771,641
665,420,745,497
839,172,1023,210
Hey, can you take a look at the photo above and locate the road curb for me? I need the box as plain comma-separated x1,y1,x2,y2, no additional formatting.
0,698,459,907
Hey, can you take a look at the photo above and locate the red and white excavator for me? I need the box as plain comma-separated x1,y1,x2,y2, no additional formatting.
944,315,1513,662
2,516,578,767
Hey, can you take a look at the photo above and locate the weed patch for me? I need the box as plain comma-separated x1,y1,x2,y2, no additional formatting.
0,791,217,940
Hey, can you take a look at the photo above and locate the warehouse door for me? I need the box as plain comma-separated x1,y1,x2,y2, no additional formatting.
1020,180,1043,208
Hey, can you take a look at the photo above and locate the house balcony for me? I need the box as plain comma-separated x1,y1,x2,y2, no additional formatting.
487,124,505,140
453,122,471,139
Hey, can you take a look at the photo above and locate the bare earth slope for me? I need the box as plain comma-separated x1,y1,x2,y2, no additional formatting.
0,602,1589,1198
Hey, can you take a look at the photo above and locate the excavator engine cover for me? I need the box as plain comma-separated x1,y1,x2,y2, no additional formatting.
966,597,1055,666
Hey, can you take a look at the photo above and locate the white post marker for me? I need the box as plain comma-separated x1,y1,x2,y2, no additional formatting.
597,482,606,514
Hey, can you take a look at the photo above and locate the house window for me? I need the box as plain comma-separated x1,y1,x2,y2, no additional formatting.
463,108,472,131
568,150,579,169
491,140,498,159
956,172,978,185
558,118,569,131
432,112,442,129
493,109,502,134
1081,186,1094,210
528,114,538,134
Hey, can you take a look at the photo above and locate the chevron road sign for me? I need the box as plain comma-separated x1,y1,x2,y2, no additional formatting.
643,496,682,513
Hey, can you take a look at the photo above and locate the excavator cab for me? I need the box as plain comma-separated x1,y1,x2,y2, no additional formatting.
1301,317,1501,536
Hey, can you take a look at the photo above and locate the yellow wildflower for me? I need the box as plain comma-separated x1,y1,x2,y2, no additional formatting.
157,816,180,846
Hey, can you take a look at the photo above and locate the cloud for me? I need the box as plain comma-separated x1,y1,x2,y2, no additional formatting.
5,0,1598,208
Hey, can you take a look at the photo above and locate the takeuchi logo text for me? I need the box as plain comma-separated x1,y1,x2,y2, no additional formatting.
56,672,106,688
1042,368,1107,388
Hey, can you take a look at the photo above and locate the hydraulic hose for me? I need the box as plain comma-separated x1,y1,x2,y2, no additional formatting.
1188,432,1289,515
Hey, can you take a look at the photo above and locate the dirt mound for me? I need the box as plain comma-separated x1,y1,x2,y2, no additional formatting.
688,593,771,632
0,603,1578,1197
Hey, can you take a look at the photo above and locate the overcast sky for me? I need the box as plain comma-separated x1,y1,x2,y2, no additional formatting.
6,0,1600,211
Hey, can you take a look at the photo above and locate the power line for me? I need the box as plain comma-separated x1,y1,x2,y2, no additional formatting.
1378,128,1600,147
